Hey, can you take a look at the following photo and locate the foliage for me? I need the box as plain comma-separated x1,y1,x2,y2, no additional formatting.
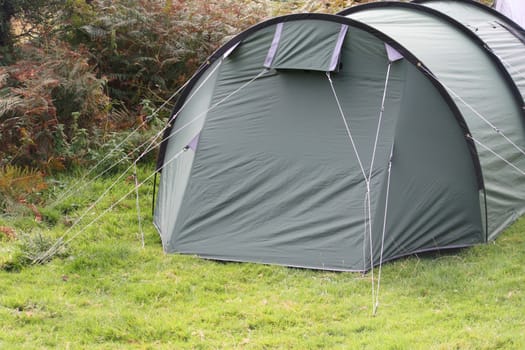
0,0,272,173
86,117,166,175
0,230,66,270
0,165,47,216
72,0,268,110
0,0,67,62
270,0,374,15
0,42,110,170
15,230,66,266
0,226,16,241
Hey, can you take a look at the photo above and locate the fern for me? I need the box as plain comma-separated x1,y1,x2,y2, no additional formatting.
0,42,109,170
80,24,108,39
0,95,23,117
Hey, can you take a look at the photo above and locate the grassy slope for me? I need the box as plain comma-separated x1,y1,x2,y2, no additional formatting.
0,167,524,349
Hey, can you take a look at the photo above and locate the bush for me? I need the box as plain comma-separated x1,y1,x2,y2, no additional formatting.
72,0,268,112
0,0,272,174
0,42,110,170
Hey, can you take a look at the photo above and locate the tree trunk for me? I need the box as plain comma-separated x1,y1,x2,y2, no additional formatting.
0,0,15,47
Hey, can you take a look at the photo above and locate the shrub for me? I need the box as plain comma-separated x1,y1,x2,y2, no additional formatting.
0,0,271,172
0,42,110,170
72,0,268,112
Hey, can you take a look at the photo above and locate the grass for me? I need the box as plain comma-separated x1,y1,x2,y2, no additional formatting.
0,165,524,349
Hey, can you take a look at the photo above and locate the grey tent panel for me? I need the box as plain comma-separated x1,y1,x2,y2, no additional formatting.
370,62,484,263
154,60,221,243
415,0,525,101
170,23,393,271
343,3,525,241
475,22,525,100
154,14,489,272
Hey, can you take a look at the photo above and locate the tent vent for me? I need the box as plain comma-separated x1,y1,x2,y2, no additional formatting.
265,21,350,72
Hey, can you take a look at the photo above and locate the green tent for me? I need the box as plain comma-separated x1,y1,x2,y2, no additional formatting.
154,1,525,272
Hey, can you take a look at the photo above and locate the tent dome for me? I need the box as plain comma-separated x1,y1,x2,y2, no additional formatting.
154,3,525,272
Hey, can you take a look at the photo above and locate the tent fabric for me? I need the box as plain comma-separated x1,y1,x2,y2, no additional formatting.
340,1,525,241
412,0,525,100
494,0,525,28
154,59,221,245
154,4,525,272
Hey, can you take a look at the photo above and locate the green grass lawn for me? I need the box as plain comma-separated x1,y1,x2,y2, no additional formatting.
0,167,524,349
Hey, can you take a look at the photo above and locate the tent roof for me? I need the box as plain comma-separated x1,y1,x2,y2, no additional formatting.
338,1,525,121
414,0,525,34
156,13,482,188
411,0,525,101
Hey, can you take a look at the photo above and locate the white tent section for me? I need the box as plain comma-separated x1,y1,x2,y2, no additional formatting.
494,0,525,28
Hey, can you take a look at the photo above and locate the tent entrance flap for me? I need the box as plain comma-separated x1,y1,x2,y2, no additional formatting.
265,20,349,72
